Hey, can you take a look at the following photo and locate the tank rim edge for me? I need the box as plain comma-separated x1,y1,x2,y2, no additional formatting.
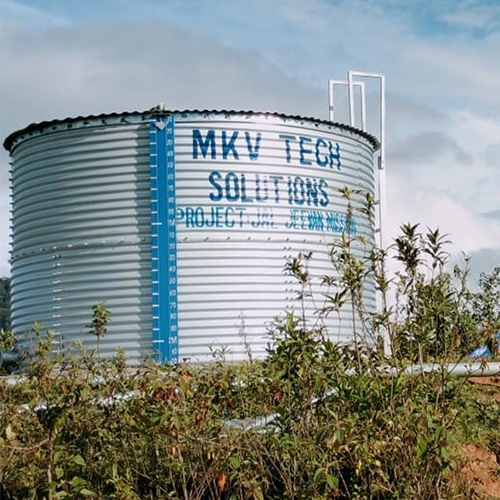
3,109,379,153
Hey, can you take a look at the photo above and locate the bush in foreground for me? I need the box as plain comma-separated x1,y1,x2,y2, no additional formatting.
1,215,499,498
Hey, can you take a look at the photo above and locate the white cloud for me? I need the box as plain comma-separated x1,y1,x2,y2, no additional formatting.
441,0,500,31
0,0,70,29
387,173,500,256
408,42,500,101
0,21,324,128
452,111,500,152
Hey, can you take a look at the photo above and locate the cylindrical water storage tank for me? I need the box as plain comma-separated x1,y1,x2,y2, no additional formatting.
4,110,378,364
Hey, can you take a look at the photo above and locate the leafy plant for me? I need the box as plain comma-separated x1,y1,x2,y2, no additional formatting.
86,302,111,359
0,277,10,332
1,205,499,498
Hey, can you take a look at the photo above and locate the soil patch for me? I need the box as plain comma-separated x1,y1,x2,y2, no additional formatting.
468,377,500,402
460,444,500,499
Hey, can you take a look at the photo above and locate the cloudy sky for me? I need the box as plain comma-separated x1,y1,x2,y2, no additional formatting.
1,0,499,280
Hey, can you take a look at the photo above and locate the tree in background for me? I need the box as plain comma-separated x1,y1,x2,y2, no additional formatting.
0,277,11,331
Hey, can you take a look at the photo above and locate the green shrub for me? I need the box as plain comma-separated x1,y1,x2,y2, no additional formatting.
1,208,499,498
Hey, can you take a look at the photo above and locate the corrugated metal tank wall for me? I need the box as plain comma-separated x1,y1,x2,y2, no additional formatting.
9,118,152,362
5,111,378,364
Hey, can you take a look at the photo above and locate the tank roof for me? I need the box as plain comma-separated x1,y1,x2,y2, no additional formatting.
3,109,379,153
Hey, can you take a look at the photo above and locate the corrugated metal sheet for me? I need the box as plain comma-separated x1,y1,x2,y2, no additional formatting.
172,116,376,361
9,123,152,364
6,111,378,364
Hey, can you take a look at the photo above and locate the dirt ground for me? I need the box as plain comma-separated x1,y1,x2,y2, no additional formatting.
460,377,500,499
460,444,500,499
468,377,500,401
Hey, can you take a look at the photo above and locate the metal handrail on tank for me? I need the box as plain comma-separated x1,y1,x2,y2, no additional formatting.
328,80,366,130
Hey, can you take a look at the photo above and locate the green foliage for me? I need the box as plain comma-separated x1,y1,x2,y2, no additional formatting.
86,302,111,358
0,277,16,370
0,277,11,332
389,225,499,363
1,205,499,498
468,267,500,356
0,328,16,352
2,324,494,499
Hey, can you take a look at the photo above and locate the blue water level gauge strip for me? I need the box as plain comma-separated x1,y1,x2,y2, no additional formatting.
149,116,178,363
